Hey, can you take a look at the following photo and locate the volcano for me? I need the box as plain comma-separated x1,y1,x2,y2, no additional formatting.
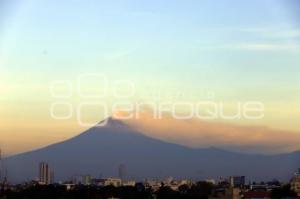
5,117,300,183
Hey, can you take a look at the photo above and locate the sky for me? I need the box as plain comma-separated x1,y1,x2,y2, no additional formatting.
0,0,300,155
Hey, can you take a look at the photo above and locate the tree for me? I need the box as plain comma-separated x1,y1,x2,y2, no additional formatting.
271,184,297,199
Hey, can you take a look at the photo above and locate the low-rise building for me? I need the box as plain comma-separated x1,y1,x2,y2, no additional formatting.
122,180,135,186
103,178,122,187
244,191,271,199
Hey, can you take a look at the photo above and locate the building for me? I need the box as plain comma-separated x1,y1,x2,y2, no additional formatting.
104,178,122,187
83,175,91,185
230,176,245,188
250,184,267,192
144,180,161,191
291,169,300,196
0,172,9,192
232,188,242,199
72,175,91,185
39,162,52,185
63,183,75,191
92,178,122,187
244,191,271,199
244,181,281,199
122,180,136,186
206,179,216,185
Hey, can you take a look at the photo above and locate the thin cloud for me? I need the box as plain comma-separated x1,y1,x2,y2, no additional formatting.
196,26,300,52
238,27,300,39
229,43,300,52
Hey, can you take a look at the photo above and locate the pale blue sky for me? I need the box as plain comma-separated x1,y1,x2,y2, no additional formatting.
1,0,299,99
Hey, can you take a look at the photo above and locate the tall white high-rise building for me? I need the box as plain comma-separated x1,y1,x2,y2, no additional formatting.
39,162,51,185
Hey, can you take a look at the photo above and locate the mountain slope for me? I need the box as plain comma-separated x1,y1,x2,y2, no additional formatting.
5,118,300,183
